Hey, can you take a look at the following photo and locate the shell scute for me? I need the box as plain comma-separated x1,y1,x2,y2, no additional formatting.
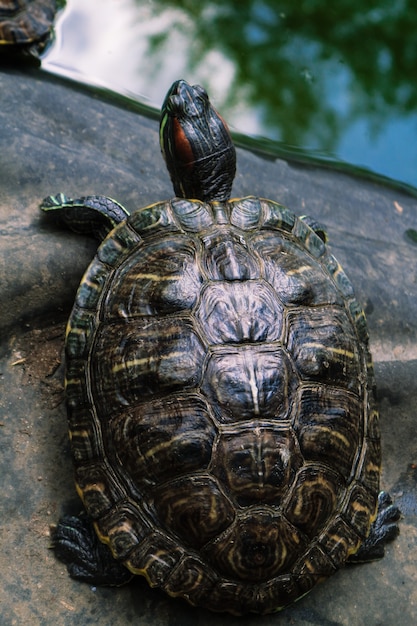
260,198,296,232
111,393,216,485
203,574,300,615
103,235,202,319
341,483,378,539
324,253,355,298
125,531,184,587
202,229,260,280
97,222,142,267
253,231,341,306
207,509,306,581
92,317,206,416
287,306,360,389
75,259,109,310
171,197,214,232
292,545,337,595
128,200,179,237
212,425,303,506
68,407,101,463
164,555,219,606
293,386,361,479
292,217,326,258
65,307,95,359
65,358,88,409
154,475,235,549
75,461,123,519
95,501,152,560
254,575,301,614
348,298,370,345
366,406,379,440
284,465,345,538
319,517,362,565
357,436,381,494
196,280,283,345
229,196,262,230
202,345,296,422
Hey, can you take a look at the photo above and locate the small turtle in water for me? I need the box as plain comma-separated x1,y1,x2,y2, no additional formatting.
41,80,400,615
0,0,57,58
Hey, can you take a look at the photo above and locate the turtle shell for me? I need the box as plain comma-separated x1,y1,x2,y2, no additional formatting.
0,0,56,50
66,195,380,615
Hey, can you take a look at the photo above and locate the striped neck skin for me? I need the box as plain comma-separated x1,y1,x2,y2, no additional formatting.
160,80,236,203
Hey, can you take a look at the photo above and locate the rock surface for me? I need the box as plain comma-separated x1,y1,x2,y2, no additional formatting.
0,66,416,625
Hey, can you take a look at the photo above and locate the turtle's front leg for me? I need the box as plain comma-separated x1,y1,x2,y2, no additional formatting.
40,193,130,240
51,513,133,586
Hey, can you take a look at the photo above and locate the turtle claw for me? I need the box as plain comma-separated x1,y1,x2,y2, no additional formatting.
349,491,401,563
51,514,132,586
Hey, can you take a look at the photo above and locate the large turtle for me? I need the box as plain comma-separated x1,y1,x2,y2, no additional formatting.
0,0,57,58
41,79,400,615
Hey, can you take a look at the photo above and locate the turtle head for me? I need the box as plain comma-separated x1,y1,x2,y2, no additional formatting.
160,80,236,202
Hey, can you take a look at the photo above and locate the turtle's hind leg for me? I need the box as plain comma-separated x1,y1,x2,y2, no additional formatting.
51,513,132,586
349,491,401,563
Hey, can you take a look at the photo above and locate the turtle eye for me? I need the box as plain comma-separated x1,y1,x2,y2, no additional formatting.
166,95,186,116
193,84,209,101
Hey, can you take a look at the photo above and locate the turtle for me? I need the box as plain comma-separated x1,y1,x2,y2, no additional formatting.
40,79,400,615
0,0,57,58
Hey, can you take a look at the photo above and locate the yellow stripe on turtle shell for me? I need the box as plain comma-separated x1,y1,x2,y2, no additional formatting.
316,425,351,449
366,460,380,475
300,342,355,359
290,470,335,520
111,351,185,374
286,265,313,276
65,324,87,338
350,499,370,516
141,437,182,461
130,273,181,282
85,277,102,288
69,429,90,440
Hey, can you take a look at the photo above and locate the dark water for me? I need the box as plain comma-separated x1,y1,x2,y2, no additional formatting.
43,0,417,189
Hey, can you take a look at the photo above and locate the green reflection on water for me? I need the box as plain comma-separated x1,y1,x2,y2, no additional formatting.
143,0,417,141
44,0,417,187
